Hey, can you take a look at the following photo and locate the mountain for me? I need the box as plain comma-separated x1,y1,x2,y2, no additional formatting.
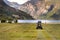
0,0,34,20
4,0,56,19
1,0,60,20
19,0,60,20
18,0,54,19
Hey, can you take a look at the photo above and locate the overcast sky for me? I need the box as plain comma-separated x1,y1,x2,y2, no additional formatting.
7,0,30,4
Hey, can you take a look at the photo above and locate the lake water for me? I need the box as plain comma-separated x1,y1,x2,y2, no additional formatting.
17,20,60,24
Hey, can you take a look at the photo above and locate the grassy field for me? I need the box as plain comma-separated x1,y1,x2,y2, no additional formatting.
0,23,60,40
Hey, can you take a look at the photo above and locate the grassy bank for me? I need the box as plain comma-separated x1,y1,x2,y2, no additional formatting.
0,23,60,40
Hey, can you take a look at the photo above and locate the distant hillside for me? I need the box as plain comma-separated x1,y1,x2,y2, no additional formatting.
4,0,60,20
19,0,60,20
0,0,34,20
44,0,60,20
0,0,60,20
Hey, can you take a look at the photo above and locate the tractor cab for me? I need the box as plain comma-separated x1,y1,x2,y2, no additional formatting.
36,21,43,29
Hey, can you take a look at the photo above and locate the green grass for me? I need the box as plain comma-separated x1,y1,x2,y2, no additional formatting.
0,23,60,40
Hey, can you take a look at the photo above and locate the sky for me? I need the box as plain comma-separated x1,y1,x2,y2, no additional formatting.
7,0,30,4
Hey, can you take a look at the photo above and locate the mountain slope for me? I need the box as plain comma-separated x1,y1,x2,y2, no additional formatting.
1,0,60,20
18,0,60,20
19,0,46,19
0,0,34,20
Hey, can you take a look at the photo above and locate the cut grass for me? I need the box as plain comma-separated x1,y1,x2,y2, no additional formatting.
0,23,60,40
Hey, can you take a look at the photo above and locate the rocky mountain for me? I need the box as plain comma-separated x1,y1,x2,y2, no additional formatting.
1,0,60,20
3,0,53,19
0,0,34,20
18,0,47,19
19,0,60,20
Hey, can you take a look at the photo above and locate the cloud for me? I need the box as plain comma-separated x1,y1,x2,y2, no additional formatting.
7,0,30,4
